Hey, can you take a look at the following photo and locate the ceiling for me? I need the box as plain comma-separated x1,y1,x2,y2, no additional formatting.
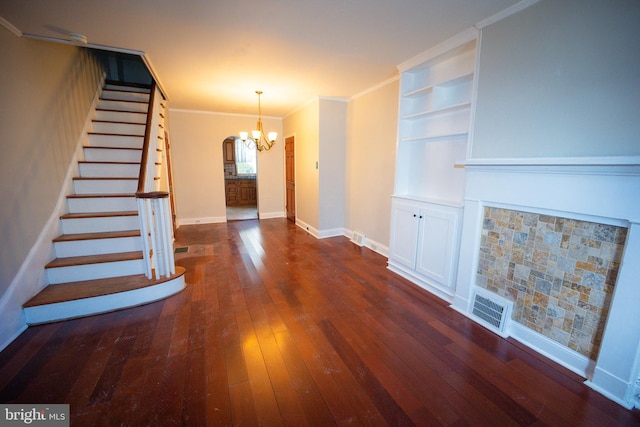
0,0,520,117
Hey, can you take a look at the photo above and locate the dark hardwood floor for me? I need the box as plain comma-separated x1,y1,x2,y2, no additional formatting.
1,219,639,426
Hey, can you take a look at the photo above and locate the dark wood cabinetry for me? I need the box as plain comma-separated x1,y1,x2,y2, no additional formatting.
225,179,256,206
223,138,235,163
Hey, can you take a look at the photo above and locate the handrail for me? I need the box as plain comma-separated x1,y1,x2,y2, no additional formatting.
133,82,175,279
137,81,157,195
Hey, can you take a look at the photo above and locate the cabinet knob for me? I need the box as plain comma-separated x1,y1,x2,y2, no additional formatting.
413,214,417,218
419,215,423,219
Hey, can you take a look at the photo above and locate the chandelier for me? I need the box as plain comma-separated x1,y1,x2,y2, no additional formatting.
239,91,278,152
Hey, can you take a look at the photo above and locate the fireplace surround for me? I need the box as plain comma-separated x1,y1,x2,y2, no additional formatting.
451,157,640,408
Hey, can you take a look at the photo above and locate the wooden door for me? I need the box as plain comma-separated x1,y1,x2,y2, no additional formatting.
285,136,295,223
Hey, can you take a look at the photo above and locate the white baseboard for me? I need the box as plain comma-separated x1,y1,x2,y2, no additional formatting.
295,219,319,237
509,321,595,379
259,211,285,219
318,227,346,239
178,216,226,226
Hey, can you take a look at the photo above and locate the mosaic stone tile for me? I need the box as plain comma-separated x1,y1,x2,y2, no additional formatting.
476,206,627,360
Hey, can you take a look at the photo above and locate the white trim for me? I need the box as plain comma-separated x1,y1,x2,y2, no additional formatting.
140,54,169,101
475,0,541,29
397,27,479,72
284,96,319,119
509,321,595,378
0,16,22,37
585,377,635,410
318,227,346,239
258,211,285,219
177,216,226,226
169,107,281,121
319,96,348,103
295,218,319,238
22,33,145,55
350,76,400,101
388,262,454,303
460,156,640,167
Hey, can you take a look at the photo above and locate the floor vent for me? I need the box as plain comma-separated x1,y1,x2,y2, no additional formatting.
470,288,513,337
351,232,366,247
174,247,189,254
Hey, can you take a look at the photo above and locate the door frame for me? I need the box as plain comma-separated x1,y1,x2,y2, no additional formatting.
285,135,295,223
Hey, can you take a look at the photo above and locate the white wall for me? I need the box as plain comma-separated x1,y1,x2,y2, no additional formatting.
168,110,284,224
473,0,640,158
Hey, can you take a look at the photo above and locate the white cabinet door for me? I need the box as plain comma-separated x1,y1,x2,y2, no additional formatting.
389,201,420,269
415,206,459,290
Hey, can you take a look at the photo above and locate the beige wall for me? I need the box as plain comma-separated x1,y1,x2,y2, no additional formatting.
318,99,347,232
0,31,102,298
345,80,399,249
283,100,320,229
168,110,284,223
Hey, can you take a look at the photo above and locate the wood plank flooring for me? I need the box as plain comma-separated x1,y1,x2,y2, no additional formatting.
1,219,639,426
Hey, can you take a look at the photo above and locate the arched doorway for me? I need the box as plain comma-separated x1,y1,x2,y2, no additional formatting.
223,136,258,220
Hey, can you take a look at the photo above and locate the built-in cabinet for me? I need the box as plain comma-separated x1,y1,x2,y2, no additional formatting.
388,30,477,301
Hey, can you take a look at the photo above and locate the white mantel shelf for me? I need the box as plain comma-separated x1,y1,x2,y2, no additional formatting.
457,156,640,167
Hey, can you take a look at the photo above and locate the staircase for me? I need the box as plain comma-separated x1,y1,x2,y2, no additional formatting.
23,82,185,325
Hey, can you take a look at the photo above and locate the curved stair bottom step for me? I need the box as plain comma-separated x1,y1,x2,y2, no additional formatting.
23,267,186,325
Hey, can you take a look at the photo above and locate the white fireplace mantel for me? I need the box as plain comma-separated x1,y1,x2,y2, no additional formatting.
452,157,640,408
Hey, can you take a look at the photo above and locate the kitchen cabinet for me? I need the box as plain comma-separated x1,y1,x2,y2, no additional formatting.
223,138,235,164
225,179,256,206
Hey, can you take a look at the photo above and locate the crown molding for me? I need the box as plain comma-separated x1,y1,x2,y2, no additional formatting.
475,0,541,29
0,16,22,37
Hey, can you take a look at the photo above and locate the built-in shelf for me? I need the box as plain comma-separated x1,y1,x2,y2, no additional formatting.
402,101,471,120
400,131,469,144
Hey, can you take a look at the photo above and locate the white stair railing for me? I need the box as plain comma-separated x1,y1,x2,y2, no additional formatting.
136,82,175,279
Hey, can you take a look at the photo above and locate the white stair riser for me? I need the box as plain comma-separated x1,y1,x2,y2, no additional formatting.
68,197,137,213
91,121,146,135
47,259,145,284
83,147,142,162
54,236,142,258
95,110,147,124
79,163,139,178
73,179,137,194
101,90,150,103
98,99,148,113
88,134,143,148
61,216,140,234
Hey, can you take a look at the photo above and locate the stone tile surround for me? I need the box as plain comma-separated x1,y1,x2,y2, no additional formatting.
477,206,627,360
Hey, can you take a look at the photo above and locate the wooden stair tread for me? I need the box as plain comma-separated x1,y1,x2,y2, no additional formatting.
78,161,140,165
83,145,143,151
46,251,143,268
88,132,145,136
60,211,138,219
95,108,147,114
92,120,146,125
67,193,135,198
73,177,137,181
24,267,185,307
53,230,140,242
99,98,149,105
